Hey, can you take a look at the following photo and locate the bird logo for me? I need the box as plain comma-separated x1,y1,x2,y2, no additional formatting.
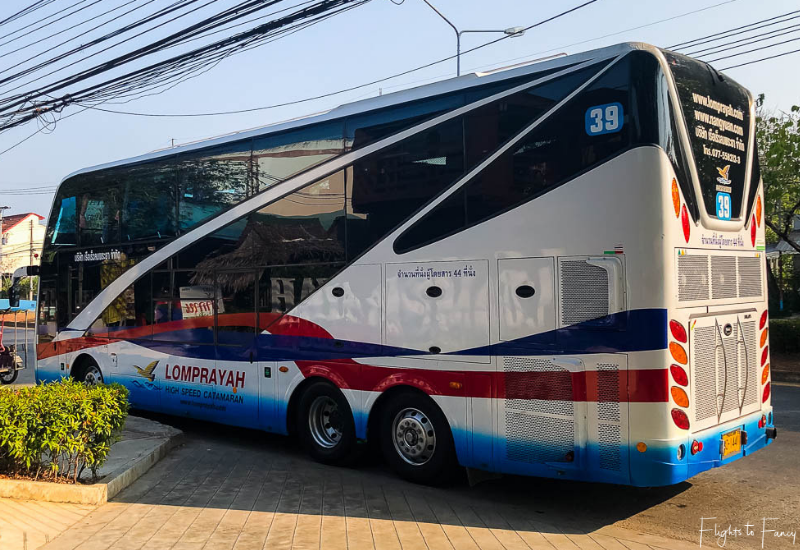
133,360,159,382
716,165,731,186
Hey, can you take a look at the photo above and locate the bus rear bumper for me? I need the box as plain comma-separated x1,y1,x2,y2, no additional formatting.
629,409,775,487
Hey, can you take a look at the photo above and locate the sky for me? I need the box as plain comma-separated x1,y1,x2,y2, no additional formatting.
0,0,799,220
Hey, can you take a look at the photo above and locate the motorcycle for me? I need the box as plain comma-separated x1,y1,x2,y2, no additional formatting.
0,309,25,385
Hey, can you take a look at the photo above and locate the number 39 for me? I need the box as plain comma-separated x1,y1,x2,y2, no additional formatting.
586,103,623,135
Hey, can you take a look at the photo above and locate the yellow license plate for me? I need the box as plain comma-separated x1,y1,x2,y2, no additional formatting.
722,430,741,458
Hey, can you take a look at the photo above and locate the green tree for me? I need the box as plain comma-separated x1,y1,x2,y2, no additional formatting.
756,95,800,253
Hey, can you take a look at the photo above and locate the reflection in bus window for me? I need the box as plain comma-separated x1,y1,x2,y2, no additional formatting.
253,122,344,191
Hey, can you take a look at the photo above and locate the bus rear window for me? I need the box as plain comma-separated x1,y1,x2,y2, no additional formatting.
663,51,752,220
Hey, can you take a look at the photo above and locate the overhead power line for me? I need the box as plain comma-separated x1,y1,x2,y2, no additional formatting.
703,34,800,63
684,20,800,57
67,0,602,119
0,0,58,29
0,0,155,64
0,0,91,45
720,45,800,69
668,8,800,49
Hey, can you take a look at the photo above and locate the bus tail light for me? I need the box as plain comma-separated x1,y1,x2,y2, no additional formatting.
671,386,689,407
762,364,770,384
758,415,766,429
756,195,763,227
669,342,688,365
751,215,757,246
760,328,769,348
670,364,688,386
760,310,768,330
763,382,771,403
761,346,769,366
681,205,691,243
691,440,703,454
671,409,690,430
671,179,681,217
669,320,687,343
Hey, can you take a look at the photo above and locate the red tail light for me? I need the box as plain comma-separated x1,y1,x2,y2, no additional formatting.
760,310,768,330
670,364,688,386
763,382,771,403
751,215,757,246
761,346,769,366
669,320,687,343
691,440,703,454
759,415,766,429
681,205,691,243
671,408,690,430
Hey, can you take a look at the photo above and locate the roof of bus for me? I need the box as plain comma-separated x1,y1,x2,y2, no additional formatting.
64,41,653,182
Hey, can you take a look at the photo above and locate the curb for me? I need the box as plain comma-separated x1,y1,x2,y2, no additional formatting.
0,430,184,505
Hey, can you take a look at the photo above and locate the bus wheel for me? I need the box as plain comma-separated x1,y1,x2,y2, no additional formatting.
297,380,357,465
77,359,103,385
380,391,456,485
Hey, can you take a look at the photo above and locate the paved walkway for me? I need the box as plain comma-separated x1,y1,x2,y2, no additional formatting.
33,435,697,550
0,498,94,549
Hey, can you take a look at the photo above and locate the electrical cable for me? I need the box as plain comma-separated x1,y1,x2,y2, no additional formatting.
0,0,58,29
0,0,156,65
63,0,600,118
703,34,800,63
720,45,800,69
684,20,800,57
668,8,800,49
0,0,91,44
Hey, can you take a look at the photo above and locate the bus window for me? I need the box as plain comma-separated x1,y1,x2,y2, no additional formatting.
348,118,464,259
216,271,257,346
252,121,344,191
178,141,252,233
257,264,339,329
121,161,177,241
50,195,77,246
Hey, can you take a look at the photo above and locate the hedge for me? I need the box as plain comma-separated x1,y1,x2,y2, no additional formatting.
769,318,800,355
0,379,129,482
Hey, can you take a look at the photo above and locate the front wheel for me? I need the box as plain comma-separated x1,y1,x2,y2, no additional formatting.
296,380,357,465
78,360,103,385
380,391,456,485
0,368,18,385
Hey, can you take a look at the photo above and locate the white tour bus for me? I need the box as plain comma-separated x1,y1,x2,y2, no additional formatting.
25,42,776,486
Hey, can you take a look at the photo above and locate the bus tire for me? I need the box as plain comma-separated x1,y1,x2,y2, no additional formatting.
380,391,456,485
75,358,103,385
296,380,357,465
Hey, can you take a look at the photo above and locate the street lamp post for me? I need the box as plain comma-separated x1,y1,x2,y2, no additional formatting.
420,0,525,76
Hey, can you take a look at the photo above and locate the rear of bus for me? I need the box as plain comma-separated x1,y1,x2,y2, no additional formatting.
633,50,775,485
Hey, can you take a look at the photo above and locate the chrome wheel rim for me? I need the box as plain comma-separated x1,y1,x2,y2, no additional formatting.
308,396,343,449
392,407,436,466
84,365,102,385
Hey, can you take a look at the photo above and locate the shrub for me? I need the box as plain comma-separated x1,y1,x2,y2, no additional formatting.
769,318,800,355
0,379,129,482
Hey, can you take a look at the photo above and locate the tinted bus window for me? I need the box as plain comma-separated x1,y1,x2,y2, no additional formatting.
121,160,178,241
663,50,752,219
253,122,344,190
395,61,629,253
348,118,464,259
178,142,251,233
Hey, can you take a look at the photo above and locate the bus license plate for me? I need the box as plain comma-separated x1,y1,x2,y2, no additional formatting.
722,430,741,458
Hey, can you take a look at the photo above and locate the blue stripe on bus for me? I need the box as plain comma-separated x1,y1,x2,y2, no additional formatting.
113,308,668,362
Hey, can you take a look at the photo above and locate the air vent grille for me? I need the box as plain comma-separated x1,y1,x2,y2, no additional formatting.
677,252,763,303
559,260,608,326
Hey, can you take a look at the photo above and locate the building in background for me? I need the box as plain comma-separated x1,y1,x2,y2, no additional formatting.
1,213,45,297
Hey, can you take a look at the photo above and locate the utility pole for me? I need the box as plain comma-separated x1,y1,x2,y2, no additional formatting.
29,218,33,300
0,206,8,297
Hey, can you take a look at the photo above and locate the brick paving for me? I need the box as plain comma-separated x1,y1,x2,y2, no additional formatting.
26,432,699,550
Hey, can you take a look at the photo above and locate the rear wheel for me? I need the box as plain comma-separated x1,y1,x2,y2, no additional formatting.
380,391,456,484
296,380,357,465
